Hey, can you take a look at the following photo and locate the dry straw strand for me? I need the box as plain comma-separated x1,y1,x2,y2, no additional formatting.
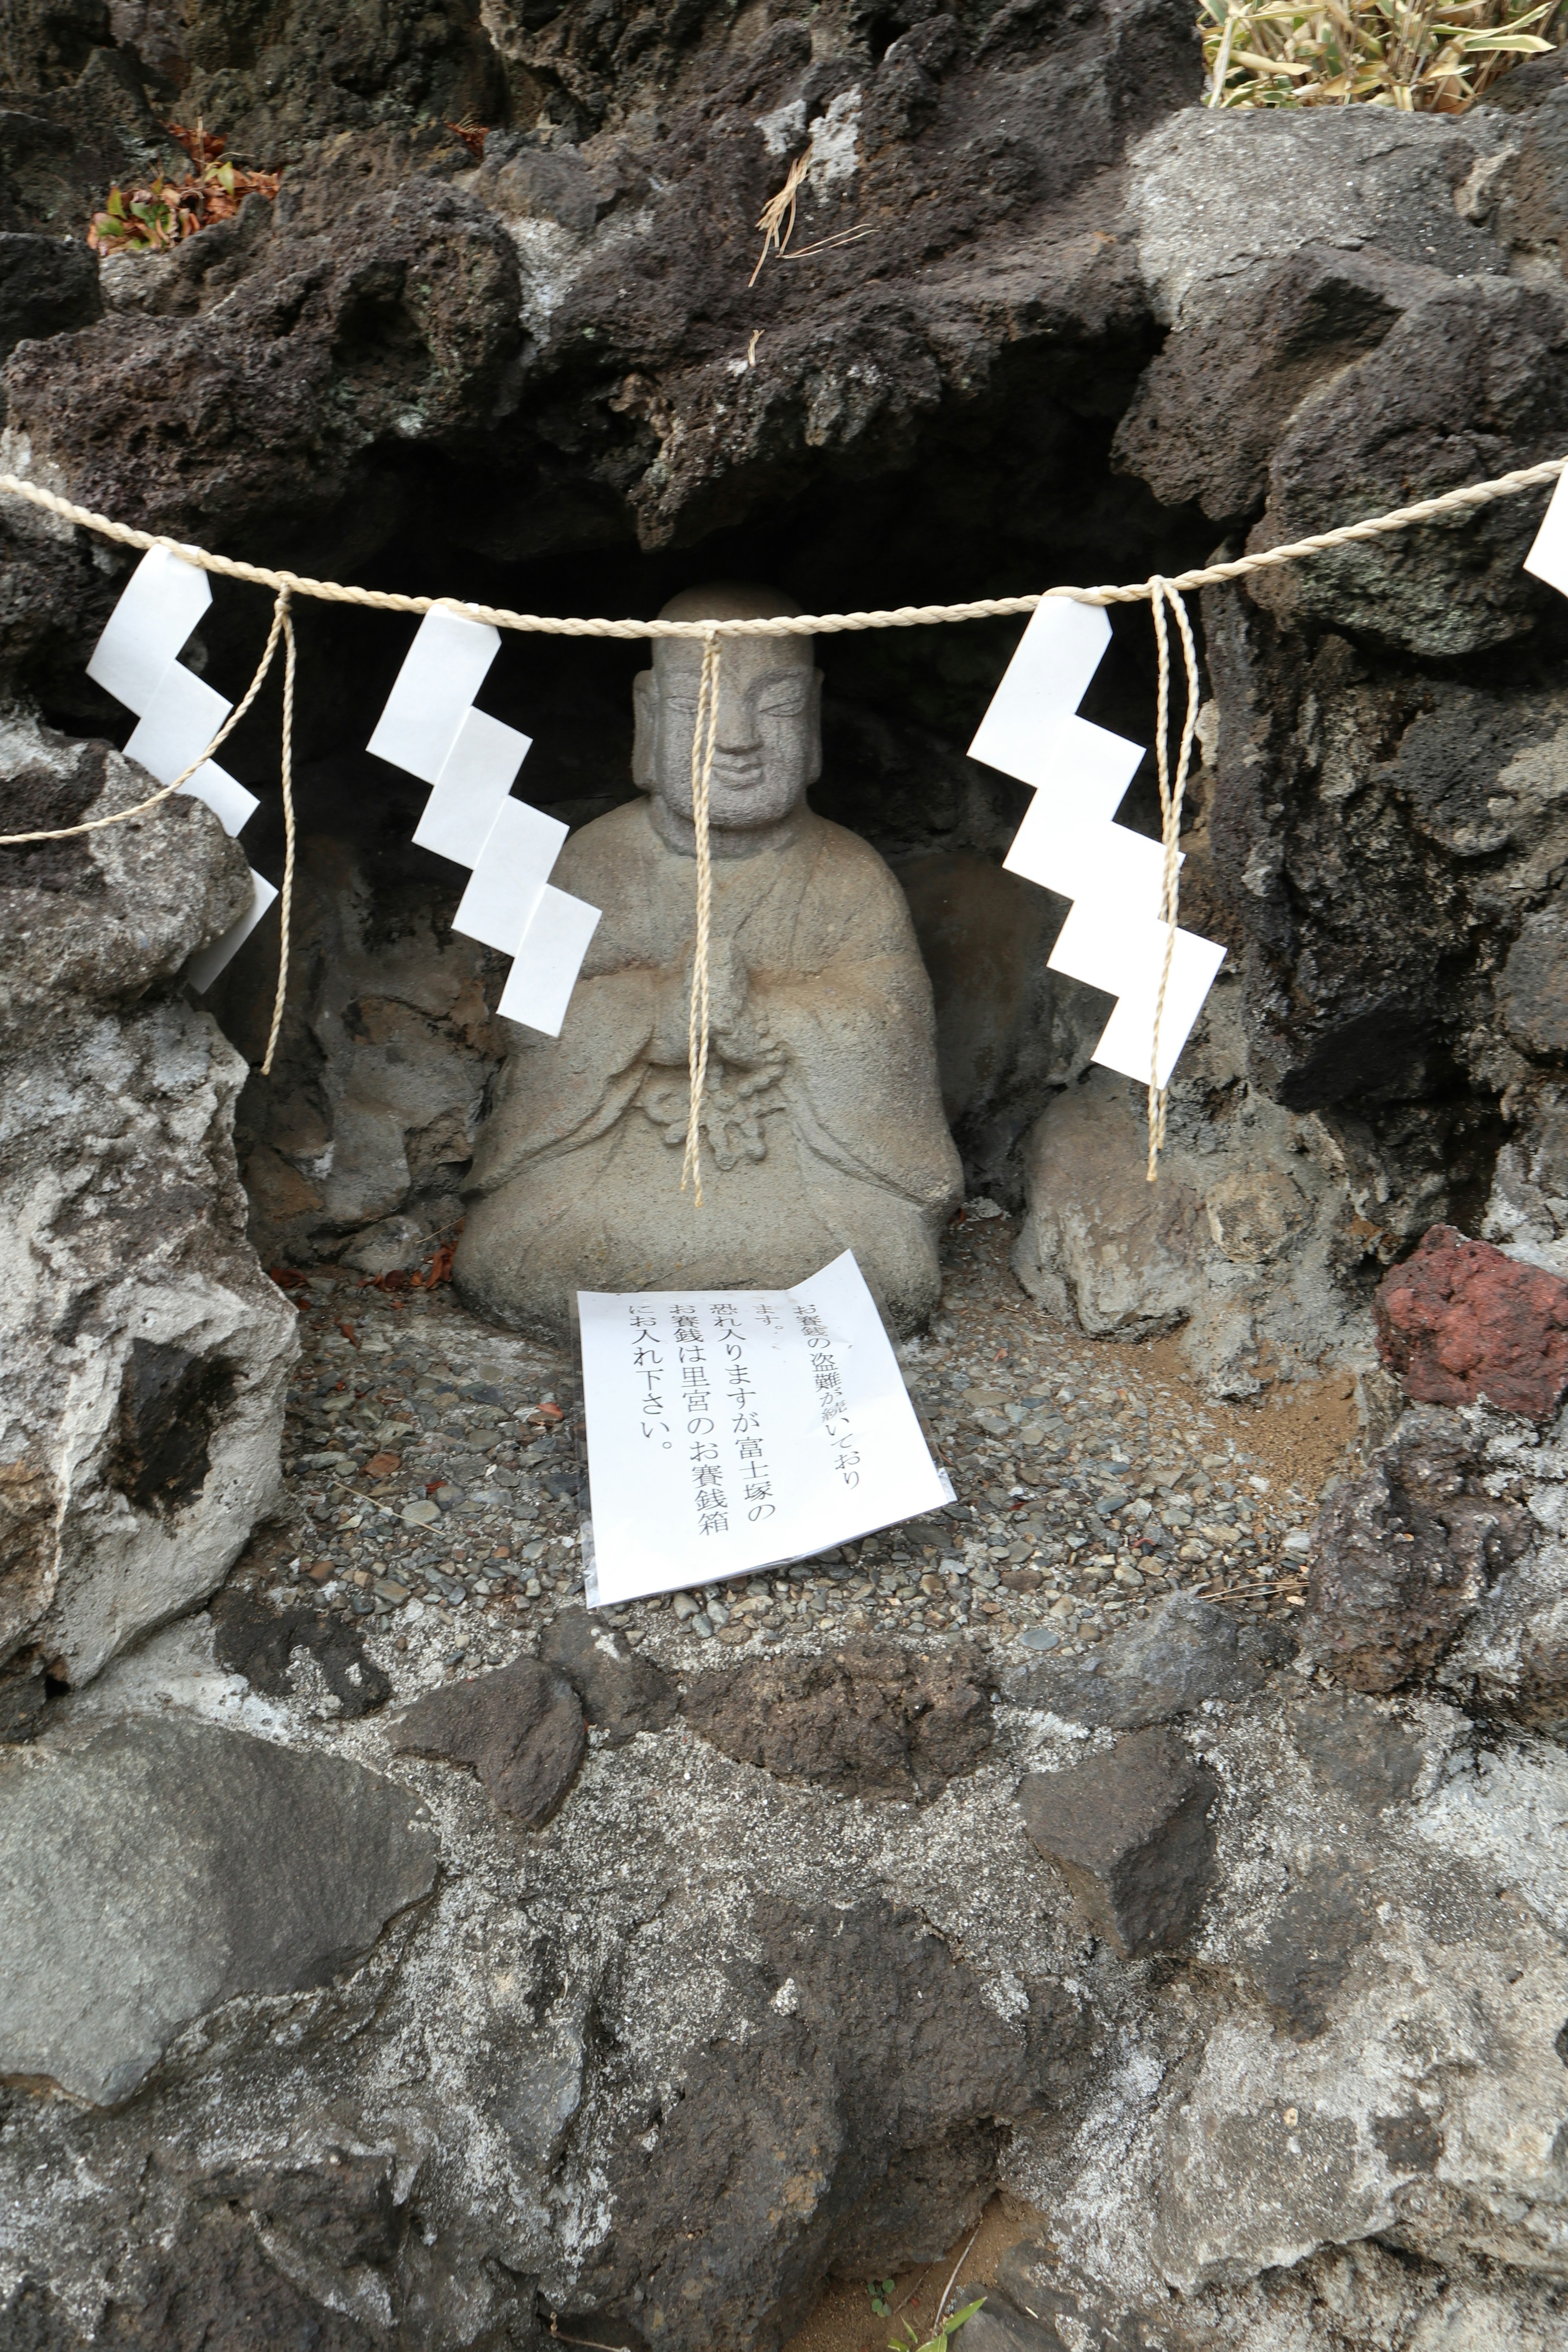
680,628,723,1206
1199,0,1564,111
259,590,296,1078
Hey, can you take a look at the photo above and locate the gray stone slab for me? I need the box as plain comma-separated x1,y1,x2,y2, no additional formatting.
0,1715,438,2105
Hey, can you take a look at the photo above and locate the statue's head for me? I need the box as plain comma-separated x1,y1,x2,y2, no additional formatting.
632,583,822,835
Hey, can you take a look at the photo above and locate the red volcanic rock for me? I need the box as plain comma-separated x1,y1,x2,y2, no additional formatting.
1375,1225,1568,1421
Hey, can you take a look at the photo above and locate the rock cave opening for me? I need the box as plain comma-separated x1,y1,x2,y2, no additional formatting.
7,3,1568,2348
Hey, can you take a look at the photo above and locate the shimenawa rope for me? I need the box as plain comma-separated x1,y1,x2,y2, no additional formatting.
2,450,1564,1191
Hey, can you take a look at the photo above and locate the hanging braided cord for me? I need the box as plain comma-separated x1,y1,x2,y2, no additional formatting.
2,450,1565,1175
259,595,297,1079
680,628,723,1207
1146,580,1203,1182
0,580,291,843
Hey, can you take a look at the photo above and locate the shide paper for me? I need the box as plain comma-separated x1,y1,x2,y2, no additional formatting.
367,606,601,1036
578,1250,948,1607
185,870,278,995
86,545,214,715
971,597,1225,1087
123,660,258,837
414,706,532,864
496,885,601,1038
1525,469,1568,599
451,797,569,952
86,546,274,989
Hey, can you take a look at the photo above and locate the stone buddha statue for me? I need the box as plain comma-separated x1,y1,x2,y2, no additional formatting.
454,585,962,1338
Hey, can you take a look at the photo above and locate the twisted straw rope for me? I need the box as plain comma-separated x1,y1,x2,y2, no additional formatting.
1,450,1564,1178
1147,579,1202,1181
0,453,1563,632
680,628,722,1205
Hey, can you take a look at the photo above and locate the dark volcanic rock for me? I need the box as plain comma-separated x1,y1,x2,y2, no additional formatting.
1303,1408,1532,1694
211,1584,392,1720
1286,1688,1426,1813
387,1655,586,1825
1019,1727,1218,1959
0,1714,438,2105
679,1635,993,1801
1000,1592,1294,1726
540,1606,677,1744
1375,1225,1568,1421
572,1894,1050,2352
6,176,524,541
1243,1859,1378,2041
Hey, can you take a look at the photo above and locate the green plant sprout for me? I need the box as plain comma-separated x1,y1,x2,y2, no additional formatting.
868,2279,897,2318
889,2294,986,2352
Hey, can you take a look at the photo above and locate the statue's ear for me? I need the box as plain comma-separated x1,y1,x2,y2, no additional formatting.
631,669,657,791
804,669,824,789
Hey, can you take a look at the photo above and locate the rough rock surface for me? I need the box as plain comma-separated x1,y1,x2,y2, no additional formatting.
1011,982,1381,1398
539,1606,676,1744
679,1633,994,1801
1374,1223,1568,1419
7,1573,1568,2350
998,1591,1295,1727
1019,1726,1219,1958
387,1653,586,1825
0,705,297,1704
1303,1407,1534,1693
0,1711,438,2104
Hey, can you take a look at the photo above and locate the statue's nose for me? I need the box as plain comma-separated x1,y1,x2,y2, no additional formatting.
714,686,761,751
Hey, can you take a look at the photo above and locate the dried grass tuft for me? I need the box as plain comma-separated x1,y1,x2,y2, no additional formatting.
1199,0,1565,110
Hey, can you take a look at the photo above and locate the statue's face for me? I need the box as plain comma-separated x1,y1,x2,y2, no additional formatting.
633,636,822,831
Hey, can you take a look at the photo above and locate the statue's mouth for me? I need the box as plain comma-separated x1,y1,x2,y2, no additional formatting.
710,755,765,791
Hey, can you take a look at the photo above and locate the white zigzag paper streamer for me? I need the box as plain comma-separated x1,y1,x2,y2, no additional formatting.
367,609,600,1038
87,546,276,989
969,600,1225,1091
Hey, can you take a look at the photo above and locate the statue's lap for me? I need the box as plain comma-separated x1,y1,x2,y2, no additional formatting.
455,1109,941,1339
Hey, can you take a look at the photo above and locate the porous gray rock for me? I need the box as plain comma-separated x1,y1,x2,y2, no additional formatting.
1011,984,1376,1398
539,1607,676,1745
1302,1408,1533,1694
680,1633,994,1802
1019,1727,1219,1959
206,817,508,1267
386,1654,586,1824
0,705,297,1699
999,1590,1294,1725
0,1712,438,2105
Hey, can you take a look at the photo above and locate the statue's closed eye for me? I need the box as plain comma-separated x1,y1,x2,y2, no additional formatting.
759,688,809,716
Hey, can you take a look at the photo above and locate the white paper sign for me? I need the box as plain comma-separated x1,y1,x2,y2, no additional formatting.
579,1250,948,1606
496,884,601,1037
414,706,532,864
451,797,570,951
1524,470,1568,597
86,546,212,716
186,868,278,993
367,606,500,786
123,659,258,835
968,599,1111,788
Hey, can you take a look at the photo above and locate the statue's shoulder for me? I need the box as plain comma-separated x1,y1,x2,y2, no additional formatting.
802,810,905,894
554,797,655,889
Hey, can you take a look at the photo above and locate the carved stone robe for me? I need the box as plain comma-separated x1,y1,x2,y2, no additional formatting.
454,798,962,1338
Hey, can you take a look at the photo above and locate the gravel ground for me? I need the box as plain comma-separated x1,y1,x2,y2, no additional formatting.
251,1207,1358,1675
